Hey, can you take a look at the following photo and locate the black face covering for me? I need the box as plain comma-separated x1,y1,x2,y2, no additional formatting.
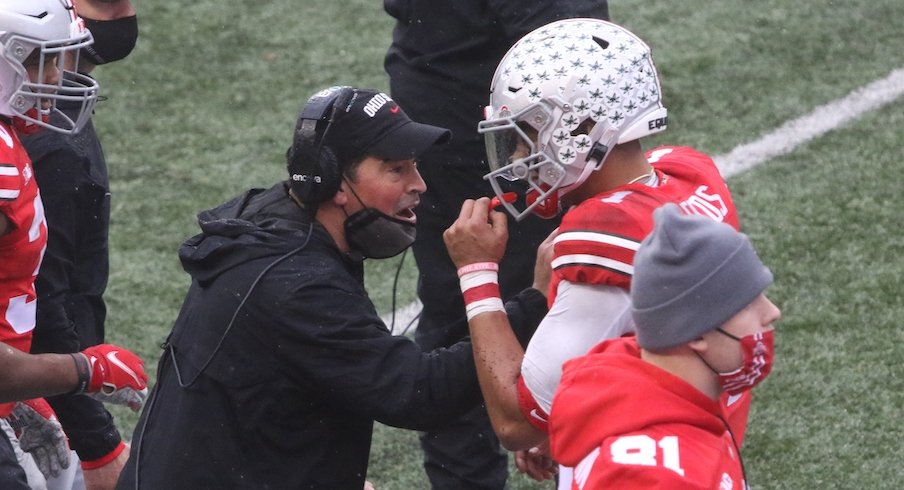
344,208,416,259
81,16,139,65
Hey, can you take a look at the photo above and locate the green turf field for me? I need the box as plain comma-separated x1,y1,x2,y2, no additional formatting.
96,0,903,488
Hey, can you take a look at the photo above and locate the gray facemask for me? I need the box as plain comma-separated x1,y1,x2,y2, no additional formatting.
344,208,416,259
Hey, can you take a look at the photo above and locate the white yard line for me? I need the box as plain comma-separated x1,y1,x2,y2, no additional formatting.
382,300,423,336
384,67,904,331
715,67,904,177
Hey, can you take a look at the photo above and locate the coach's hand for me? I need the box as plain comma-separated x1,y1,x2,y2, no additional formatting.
79,344,149,411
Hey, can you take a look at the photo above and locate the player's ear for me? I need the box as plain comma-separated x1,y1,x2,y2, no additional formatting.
687,337,709,355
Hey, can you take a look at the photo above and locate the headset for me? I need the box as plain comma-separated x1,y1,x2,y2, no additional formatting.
286,86,356,203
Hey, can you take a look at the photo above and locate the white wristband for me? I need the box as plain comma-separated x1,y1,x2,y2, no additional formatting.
460,270,505,321
466,297,505,320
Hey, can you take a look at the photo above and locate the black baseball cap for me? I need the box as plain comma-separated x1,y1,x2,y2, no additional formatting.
325,88,452,166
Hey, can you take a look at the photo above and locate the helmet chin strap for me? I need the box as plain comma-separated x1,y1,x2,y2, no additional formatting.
12,107,50,136
525,186,560,219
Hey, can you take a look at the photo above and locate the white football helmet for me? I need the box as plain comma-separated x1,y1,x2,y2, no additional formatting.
0,0,98,134
479,19,668,220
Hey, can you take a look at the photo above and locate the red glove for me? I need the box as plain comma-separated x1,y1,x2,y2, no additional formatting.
9,398,70,478
78,344,149,411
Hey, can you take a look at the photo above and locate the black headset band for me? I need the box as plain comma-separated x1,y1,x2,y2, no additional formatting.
287,86,355,204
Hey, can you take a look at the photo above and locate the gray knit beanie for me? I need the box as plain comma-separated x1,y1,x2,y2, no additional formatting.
632,204,773,351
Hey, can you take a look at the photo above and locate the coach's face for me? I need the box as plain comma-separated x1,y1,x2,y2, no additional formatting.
340,156,426,224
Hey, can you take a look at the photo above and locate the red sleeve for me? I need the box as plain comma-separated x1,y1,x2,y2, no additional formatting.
516,375,549,432
551,200,653,292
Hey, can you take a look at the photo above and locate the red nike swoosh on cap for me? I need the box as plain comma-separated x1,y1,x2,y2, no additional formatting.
390,106,400,114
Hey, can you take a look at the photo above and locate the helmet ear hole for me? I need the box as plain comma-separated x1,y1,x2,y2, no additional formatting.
591,36,609,49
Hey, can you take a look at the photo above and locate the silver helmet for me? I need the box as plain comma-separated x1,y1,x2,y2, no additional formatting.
479,19,667,220
0,0,98,134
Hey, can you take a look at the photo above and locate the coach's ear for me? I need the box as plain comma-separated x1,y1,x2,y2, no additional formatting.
332,179,351,207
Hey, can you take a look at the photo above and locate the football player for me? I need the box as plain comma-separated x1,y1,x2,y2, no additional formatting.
19,0,141,487
443,18,749,484
0,0,143,487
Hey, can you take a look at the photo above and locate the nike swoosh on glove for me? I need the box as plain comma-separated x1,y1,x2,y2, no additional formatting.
80,344,149,411
9,398,70,478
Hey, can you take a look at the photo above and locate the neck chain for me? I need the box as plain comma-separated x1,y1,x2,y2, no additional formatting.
626,170,655,185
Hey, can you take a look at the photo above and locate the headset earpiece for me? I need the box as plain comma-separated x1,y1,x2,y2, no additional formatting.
287,86,354,203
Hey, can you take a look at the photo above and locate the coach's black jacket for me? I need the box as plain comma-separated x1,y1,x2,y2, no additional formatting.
117,182,547,490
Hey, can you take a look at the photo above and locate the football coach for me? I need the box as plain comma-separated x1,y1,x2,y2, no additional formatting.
116,86,549,489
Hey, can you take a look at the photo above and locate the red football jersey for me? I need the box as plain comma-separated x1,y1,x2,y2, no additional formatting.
518,146,750,442
0,120,46,416
0,120,46,352
549,146,740,305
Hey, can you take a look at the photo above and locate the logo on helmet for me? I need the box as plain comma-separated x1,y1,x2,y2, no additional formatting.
648,116,668,130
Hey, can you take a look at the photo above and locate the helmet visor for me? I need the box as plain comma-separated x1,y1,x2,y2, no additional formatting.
479,107,543,180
